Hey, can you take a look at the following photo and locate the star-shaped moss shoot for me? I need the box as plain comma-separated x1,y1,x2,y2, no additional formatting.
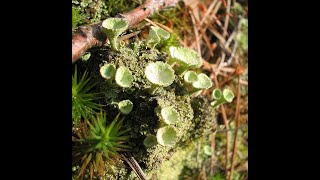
156,126,177,146
210,88,235,108
145,62,175,87
161,106,180,125
183,70,198,84
118,100,133,115
100,63,116,79
169,46,203,75
192,73,213,90
115,66,133,88
146,26,170,49
143,135,157,148
101,18,128,51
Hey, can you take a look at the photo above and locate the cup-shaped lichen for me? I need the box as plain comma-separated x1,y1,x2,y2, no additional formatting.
156,126,177,146
210,88,235,108
161,106,180,125
223,89,235,103
145,62,175,87
101,18,129,51
183,71,198,84
146,26,170,49
100,63,116,79
203,145,212,156
115,66,133,88
143,135,158,148
211,88,222,100
169,46,203,75
192,73,213,90
118,100,133,115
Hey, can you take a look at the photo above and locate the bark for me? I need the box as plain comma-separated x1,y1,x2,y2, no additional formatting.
72,0,179,62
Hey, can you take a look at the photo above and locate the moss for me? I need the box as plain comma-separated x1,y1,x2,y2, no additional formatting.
72,0,139,26
146,137,210,180
74,37,216,178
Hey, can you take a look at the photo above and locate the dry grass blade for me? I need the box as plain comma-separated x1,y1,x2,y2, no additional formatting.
121,152,147,180
189,8,214,57
200,0,218,25
189,8,201,54
223,0,232,38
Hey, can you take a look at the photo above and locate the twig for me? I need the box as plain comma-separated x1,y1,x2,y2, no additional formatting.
222,0,232,38
189,8,201,54
228,74,242,180
220,105,230,173
226,16,244,64
188,8,214,57
121,152,147,180
216,123,247,133
199,0,219,25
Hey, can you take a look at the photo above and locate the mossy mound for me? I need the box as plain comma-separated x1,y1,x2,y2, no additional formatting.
73,40,216,179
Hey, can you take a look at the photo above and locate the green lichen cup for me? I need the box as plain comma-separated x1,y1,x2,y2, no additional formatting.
223,89,235,103
147,26,170,49
118,100,134,115
210,88,235,108
161,106,180,125
192,73,213,89
115,66,134,88
156,126,177,146
184,70,198,84
211,88,222,100
100,63,116,79
101,18,129,51
143,135,158,148
169,46,203,75
145,62,175,87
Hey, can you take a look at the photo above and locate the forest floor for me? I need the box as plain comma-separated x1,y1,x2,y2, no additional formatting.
72,0,248,179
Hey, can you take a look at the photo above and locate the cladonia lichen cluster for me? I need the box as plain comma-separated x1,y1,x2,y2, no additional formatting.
74,19,227,178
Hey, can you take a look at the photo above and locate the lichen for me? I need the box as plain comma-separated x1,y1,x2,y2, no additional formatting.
73,33,216,179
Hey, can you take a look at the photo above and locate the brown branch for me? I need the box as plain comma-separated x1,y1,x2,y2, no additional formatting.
72,0,179,62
